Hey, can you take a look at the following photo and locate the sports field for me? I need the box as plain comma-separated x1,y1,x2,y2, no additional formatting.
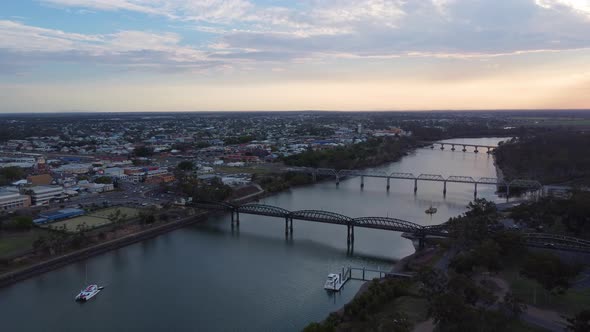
90,207,140,219
47,207,140,232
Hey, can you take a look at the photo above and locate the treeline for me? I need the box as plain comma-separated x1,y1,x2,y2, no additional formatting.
509,191,590,239
0,167,25,186
303,279,414,332
253,172,314,193
283,137,415,169
304,199,588,331
494,132,590,184
400,122,521,141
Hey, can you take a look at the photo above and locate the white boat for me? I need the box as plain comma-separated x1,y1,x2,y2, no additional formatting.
324,273,344,291
75,284,103,302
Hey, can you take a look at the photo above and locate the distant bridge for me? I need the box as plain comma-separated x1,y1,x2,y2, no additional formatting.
193,201,590,253
283,167,542,198
427,141,499,153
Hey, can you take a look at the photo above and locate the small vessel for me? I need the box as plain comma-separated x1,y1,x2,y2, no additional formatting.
324,273,344,291
75,284,103,302
425,206,437,215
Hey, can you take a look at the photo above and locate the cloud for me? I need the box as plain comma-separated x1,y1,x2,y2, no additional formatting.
41,0,253,23
0,20,215,70
535,0,590,18
212,0,590,61
0,0,584,72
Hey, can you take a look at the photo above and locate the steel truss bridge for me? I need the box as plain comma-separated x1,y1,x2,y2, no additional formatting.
284,167,542,197
193,201,590,253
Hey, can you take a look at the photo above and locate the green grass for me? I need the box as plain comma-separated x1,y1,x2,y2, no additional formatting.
44,207,140,233
89,207,139,219
502,269,590,316
0,229,49,258
47,216,112,232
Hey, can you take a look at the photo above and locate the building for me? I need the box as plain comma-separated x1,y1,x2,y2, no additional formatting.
52,163,92,174
0,191,31,211
27,185,65,206
144,174,175,184
79,182,115,193
27,174,54,186
35,208,84,224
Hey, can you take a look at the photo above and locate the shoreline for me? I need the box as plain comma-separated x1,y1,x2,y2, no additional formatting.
0,214,206,288
1,136,497,320
0,189,266,289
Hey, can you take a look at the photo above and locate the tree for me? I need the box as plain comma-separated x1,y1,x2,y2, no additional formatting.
0,166,25,183
94,176,113,184
417,267,447,302
520,252,581,294
3,216,34,230
139,206,157,225
177,161,194,171
503,292,527,318
566,309,590,332
193,177,232,202
108,209,127,228
465,198,497,218
133,146,154,157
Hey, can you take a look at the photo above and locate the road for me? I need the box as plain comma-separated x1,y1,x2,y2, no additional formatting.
44,182,176,211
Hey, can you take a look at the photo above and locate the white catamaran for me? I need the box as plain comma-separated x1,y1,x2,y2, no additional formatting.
75,264,104,302
75,284,103,301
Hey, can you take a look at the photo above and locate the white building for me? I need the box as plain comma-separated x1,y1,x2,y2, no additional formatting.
52,163,92,174
104,167,125,177
27,185,65,205
79,183,115,193
0,190,31,211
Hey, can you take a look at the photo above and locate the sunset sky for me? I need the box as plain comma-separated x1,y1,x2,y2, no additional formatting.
0,0,589,112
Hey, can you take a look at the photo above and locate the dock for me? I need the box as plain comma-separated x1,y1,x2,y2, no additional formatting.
330,266,414,292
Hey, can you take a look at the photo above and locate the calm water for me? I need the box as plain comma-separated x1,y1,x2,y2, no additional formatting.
0,137,507,332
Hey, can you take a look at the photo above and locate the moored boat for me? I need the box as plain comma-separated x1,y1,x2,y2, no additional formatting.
425,206,437,215
75,284,103,302
324,273,344,291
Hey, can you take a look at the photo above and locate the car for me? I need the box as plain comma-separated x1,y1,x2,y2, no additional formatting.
544,243,556,248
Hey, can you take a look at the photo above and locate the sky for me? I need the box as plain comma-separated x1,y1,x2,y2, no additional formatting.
0,0,589,112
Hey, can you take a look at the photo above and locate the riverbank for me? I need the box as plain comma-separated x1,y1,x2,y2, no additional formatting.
1,136,509,331
0,186,267,289
0,213,208,288
283,136,418,170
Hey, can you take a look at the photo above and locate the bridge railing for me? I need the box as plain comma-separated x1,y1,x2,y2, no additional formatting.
192,200,590,252
281,167,541,189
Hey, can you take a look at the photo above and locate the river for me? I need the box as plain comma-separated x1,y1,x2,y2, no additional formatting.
0,137,507,332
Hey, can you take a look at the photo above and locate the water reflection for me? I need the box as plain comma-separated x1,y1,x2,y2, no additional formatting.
0,138,507,332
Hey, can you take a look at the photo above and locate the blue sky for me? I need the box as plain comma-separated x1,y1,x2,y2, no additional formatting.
0,0,589,112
